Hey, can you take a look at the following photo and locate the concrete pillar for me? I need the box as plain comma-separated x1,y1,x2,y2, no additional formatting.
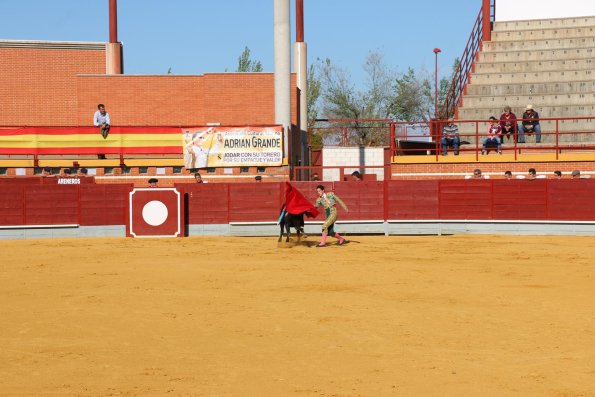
294,42,308,166
274,0,291,164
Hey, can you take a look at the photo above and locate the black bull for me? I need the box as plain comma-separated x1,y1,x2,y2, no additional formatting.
278,204,306,242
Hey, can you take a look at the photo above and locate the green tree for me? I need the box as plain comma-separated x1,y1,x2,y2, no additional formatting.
317,51,395,145
236,46,263,72
389,67,433,122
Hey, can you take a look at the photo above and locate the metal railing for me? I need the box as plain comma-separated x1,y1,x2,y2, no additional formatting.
393,117,595,161
309,117,595,161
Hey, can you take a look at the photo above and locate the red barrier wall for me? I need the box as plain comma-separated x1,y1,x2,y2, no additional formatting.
2,180,595,228
79,184,131,226
0,186,25,225
0,184,130,226
23,186,80,225
228,183,283,222
387,180,439,220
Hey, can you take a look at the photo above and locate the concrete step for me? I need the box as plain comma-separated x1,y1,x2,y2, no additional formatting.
458,105,595,120
474,59,594,74
466,81,595,96
478,47,594,62
462,93,595,107
483,36,595,52
492,26,595,41
471,70,594,84
493,16,595,32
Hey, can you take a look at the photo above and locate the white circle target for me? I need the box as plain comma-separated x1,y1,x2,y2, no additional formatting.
142,200,169,226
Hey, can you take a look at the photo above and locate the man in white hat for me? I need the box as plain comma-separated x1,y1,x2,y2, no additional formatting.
518,104,541,144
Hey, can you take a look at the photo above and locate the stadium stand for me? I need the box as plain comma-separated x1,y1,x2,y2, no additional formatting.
458,16,595,144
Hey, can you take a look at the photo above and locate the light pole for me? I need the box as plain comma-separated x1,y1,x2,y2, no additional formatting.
433,48,441,119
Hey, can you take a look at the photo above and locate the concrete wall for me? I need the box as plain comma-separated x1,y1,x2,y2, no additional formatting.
322,147,385,181
496,0,595,21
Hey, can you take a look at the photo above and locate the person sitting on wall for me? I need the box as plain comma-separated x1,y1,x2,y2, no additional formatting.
518,104,541,144
504,170,513,179
499,105,518,142
527,168,537,180
481,116,502,155
441,119,460,156
351,171,363,181
93,104,111,139
93,103,111,159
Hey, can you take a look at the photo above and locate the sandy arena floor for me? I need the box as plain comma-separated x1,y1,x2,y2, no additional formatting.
1,235,595,397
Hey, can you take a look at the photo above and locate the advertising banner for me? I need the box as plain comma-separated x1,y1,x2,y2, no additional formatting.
183,126,283,168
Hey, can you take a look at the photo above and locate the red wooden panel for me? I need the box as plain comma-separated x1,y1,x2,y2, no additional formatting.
387,180,440,220
228,183,282,222
439,180,493,220
547,180,595,221
0,177,42,185
182,184,230,224
492,180,548,220
23,186,80,225
79,184,131,226
333,182,384,221
0,186,25,225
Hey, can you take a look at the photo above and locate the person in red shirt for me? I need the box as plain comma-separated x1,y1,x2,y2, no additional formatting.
499,105,518,143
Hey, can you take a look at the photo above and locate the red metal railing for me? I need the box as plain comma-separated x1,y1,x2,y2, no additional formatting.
391,117,595,160
440,0,495,120
309,116,595,161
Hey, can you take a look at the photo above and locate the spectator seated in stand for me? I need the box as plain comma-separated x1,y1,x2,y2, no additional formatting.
553,170,562,179
499,105,518,143
504,170,513,179
481,116,502,155
518,104,541,144
441,120,460,156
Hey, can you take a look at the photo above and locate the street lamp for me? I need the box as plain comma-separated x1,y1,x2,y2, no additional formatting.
433,48,441,119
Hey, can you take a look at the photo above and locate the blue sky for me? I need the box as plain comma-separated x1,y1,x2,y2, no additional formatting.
0,0,479,84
